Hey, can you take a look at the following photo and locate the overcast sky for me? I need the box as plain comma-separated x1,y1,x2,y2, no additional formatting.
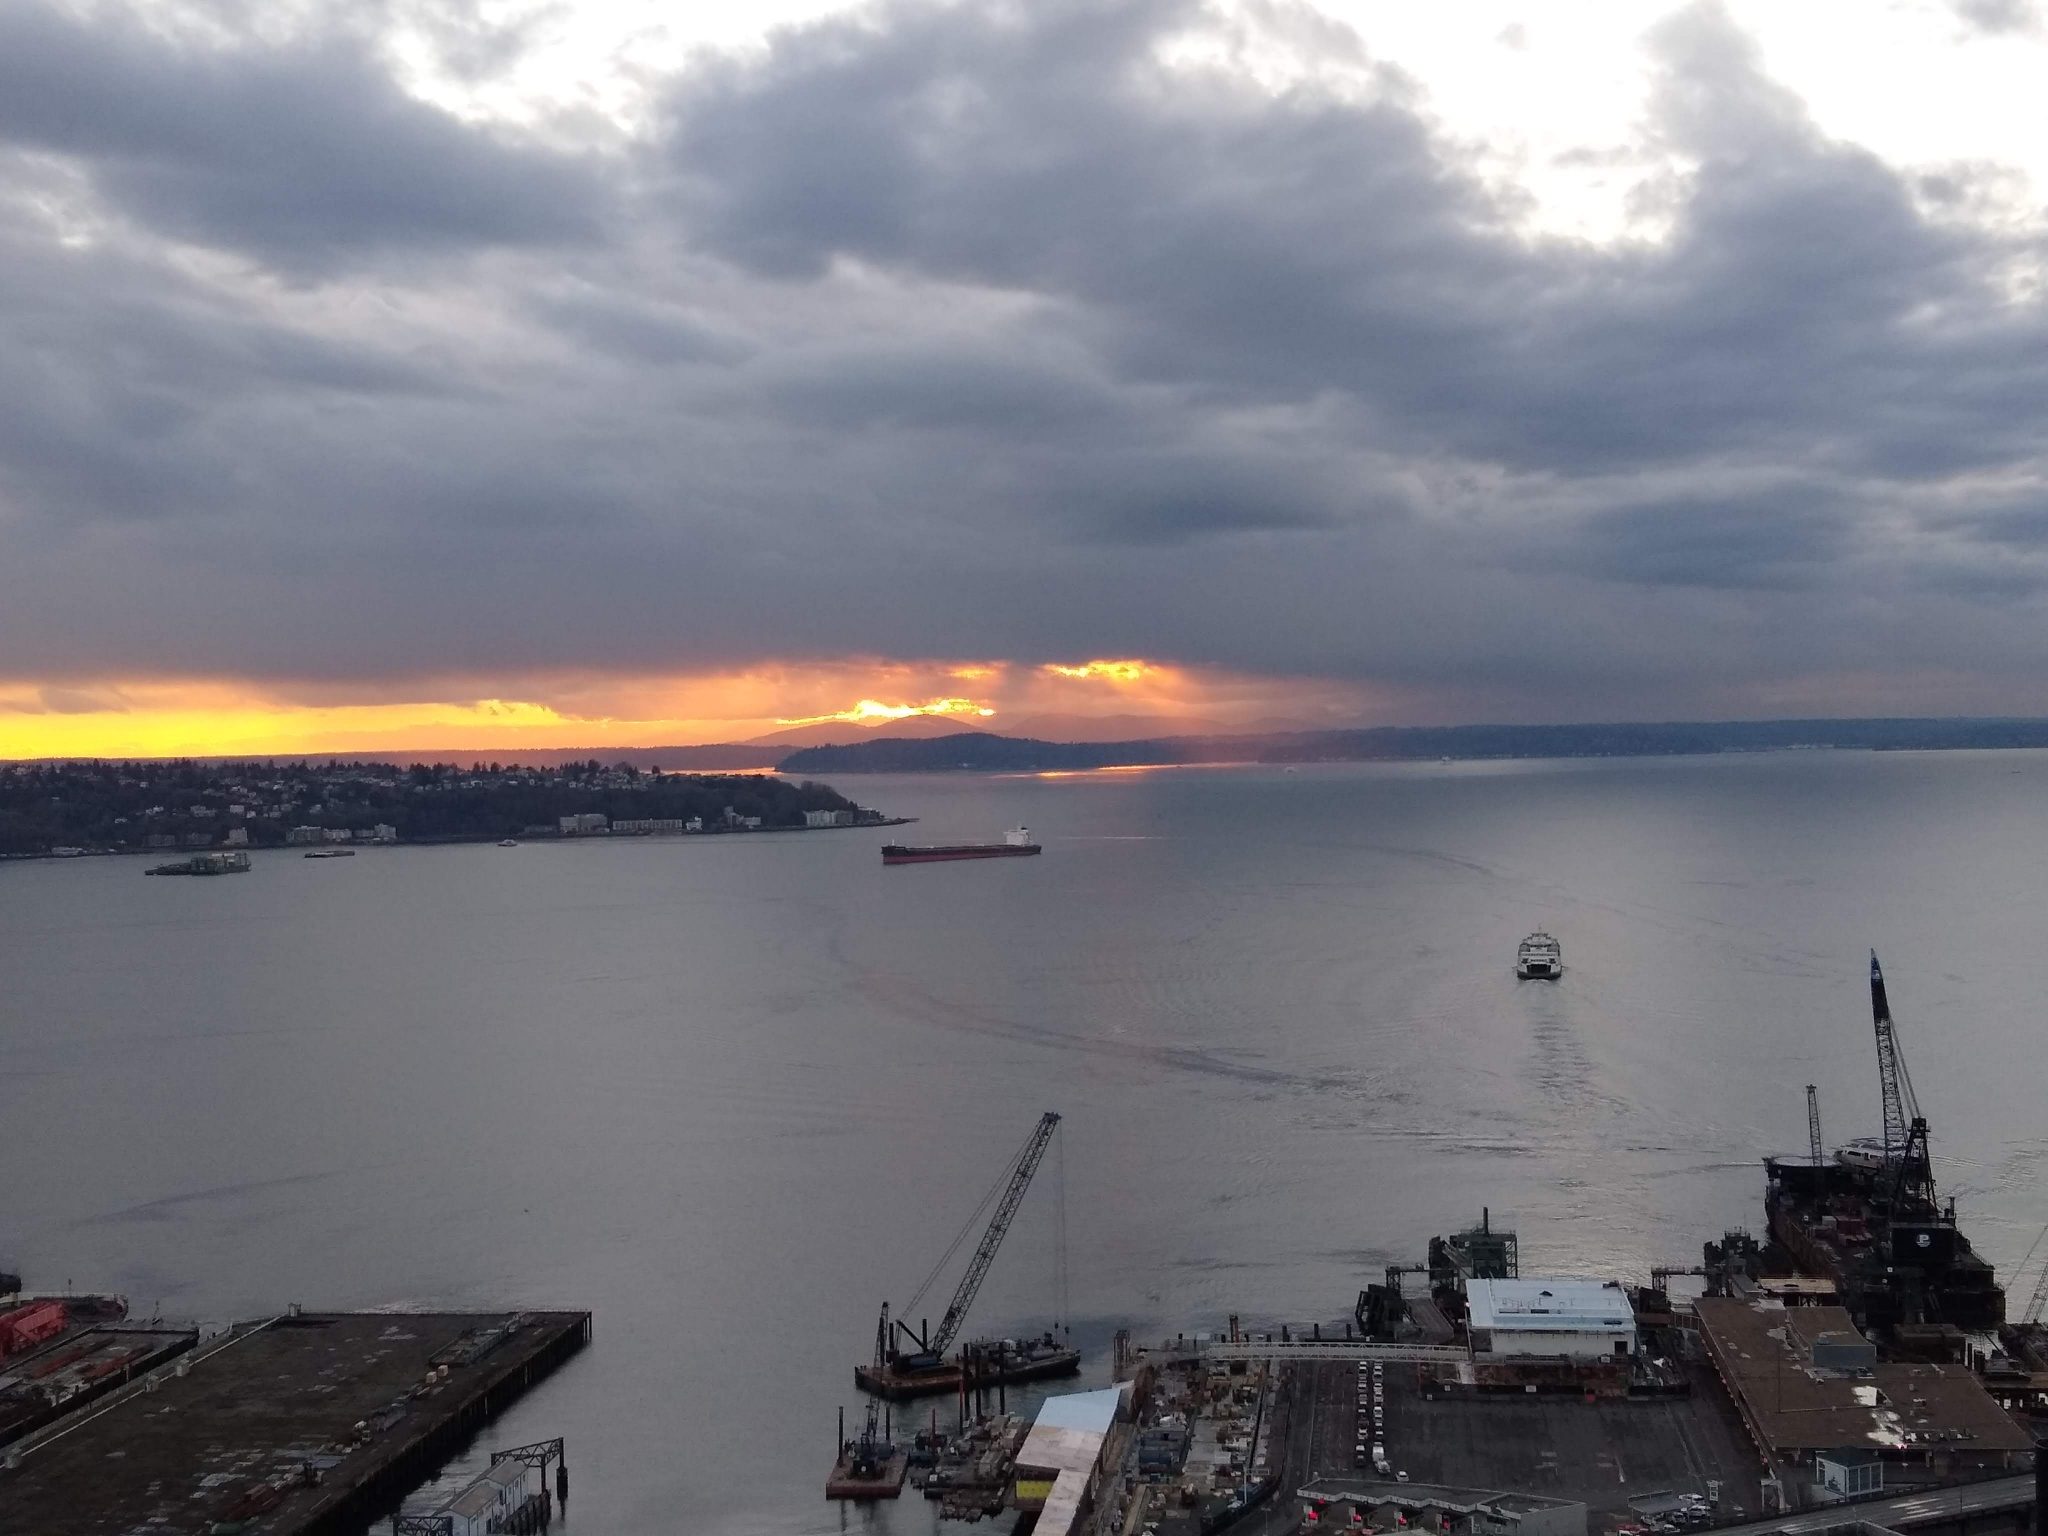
3,0,2047,754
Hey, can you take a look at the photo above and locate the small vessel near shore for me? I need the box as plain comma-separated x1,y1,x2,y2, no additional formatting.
145,850,251,876
497,838,519,847
882,827,1040,865
1516,932,1561,979
304,848,355,859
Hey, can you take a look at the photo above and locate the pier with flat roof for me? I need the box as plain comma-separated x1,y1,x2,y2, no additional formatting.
0,1309,589,1536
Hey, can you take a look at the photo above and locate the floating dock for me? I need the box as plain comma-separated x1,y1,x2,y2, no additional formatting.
0,1309,590,1535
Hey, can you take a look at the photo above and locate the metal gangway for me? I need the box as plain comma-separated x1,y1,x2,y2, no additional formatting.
1190,1337,1471,1365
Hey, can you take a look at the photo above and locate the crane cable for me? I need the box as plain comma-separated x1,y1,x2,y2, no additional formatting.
1055,1120,1070,1333
904,1135,1031,1319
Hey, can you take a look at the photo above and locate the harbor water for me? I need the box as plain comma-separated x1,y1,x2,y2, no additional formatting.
5,751,2048,1533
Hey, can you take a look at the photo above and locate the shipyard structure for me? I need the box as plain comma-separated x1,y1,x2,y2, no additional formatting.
827,951,2048,1536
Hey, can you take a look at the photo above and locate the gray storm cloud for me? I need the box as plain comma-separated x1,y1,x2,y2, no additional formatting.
0,0,2045,719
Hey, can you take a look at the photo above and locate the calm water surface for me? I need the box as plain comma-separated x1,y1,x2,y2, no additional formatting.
5,753,2047,1534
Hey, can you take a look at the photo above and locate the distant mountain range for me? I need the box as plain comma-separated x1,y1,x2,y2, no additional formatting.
734,710,1316,747
139,714,2048,774
738,714,996,749
773,717,2048,773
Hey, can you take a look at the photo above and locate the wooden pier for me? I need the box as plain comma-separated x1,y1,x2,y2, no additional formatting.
0,1309,591,1535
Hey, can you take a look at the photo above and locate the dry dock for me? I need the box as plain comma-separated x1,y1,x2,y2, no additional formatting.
0,1309,589,1536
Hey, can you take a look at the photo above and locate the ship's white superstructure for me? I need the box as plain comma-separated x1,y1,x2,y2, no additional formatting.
1516,933,1562,979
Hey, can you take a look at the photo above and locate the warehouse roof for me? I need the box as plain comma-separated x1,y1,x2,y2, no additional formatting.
1467,1278,1634,1334
1030,1385,1122,1439
1695,1297,2032,1456
1016,1386,1128,1536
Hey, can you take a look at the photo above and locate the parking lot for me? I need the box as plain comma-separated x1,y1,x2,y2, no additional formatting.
1383,1361,1763,1522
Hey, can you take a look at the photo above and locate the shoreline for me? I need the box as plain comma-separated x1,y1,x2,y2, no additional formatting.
0,815,919,864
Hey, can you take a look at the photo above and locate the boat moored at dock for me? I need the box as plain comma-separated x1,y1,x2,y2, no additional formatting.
856,1331,1082,1400
858,1112,1077,1400
1764,953,2005,1335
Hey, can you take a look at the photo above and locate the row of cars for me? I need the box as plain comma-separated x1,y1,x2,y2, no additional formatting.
1615,1489,1726,1536
1354,1360,1393,1477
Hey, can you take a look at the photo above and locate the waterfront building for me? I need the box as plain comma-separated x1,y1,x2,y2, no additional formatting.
1464,1279,1636,1361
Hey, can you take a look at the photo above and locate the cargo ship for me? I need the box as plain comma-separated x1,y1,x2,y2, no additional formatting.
145,850,251,876
882,828,1040,865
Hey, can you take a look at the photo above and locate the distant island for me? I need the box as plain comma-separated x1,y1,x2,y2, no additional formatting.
13,716,2048,858
0,760,903,859
774,716,2048,773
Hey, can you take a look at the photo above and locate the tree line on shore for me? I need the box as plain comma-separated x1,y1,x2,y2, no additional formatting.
0,760,862,856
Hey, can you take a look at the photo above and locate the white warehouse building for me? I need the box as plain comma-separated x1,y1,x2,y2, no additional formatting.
1466,1278,1637,1361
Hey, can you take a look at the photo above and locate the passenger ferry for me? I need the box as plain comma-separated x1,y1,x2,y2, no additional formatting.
1516,933,1562,979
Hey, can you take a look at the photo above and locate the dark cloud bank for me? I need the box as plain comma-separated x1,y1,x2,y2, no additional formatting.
1,0,2046,719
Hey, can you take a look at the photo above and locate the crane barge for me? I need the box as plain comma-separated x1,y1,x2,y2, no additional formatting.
856,1111,1080,1400
1763,952,2004,1338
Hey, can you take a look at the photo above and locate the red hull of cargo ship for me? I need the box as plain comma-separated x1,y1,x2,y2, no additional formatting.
881,845,1041,865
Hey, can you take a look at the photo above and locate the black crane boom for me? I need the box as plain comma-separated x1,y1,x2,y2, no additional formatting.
926,1111,1061,1358
1869,951,1934,1208
1869,952,1919,1156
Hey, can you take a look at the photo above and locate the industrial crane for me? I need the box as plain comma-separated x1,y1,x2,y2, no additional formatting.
1868,951,1935,1208
1806,1083,1823,1167
2025,1257,2048,1330
874,1111,1062,1379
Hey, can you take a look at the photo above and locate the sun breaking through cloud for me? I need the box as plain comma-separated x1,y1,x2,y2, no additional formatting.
1042,661,1158,683
5,0,2048,751
774,698,997,727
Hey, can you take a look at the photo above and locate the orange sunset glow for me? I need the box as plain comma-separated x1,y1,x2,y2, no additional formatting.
0,658,1378,760
1041,660,1155,682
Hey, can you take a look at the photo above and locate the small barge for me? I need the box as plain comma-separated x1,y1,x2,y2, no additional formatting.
825,1403,910,1499
859,1114,1077,1401
856,1332,1082,1400
882,827,1040,865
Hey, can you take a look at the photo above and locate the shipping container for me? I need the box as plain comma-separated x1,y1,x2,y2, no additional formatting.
0,1300,67,1356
